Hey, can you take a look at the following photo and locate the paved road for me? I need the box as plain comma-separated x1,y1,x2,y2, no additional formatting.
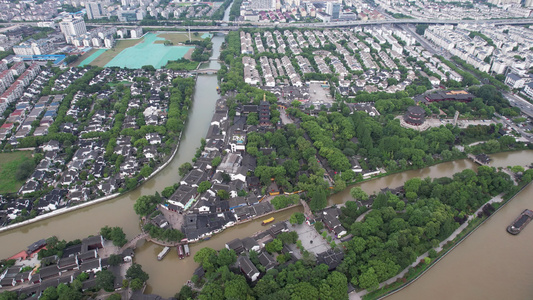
503,92,533,119
494,112,533,142
400,24,442,56
279,108,294,125
10,18,533,31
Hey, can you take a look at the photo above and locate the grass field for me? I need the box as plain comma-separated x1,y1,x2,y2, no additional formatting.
165,59,199,70
90,39,143,67
78,49,107,67
155,32,206,45
0,151,33,194
72,49,97,67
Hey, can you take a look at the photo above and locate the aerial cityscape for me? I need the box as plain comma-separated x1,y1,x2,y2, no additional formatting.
0,0,532,299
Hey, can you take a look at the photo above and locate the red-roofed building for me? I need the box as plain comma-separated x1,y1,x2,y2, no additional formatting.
0,123,13,129
10,109,23,116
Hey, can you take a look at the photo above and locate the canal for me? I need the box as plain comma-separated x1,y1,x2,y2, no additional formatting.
136,151,533,297
0,22,531,298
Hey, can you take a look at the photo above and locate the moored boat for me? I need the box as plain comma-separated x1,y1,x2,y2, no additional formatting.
177,244,185,259
507,209,533,235
262,217,275,226
157,246,170,261
184,244,190,257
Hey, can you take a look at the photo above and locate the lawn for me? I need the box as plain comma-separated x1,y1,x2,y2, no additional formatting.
89,38,143,67
0,151,33,194
155,32,207,45
165,59,199,71
72,48,97,67
77,49,107,67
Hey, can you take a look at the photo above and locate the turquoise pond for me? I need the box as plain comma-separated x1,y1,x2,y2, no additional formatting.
105,33,194,69
78,49,106,66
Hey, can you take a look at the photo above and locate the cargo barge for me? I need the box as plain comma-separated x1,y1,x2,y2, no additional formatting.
177,244,185,259
507,209,533,235
262,217,275,226
157,246,171,261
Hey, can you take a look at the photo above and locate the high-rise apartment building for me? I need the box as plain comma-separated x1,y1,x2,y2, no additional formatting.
59,17,87,44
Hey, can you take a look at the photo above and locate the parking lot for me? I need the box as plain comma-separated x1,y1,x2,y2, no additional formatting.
308,82,334,104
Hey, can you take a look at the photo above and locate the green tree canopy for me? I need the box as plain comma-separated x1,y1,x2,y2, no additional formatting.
100,226,127,247
289,212,306,225
194,247,218,271
216,248,237,267
197,181,212,193
95,269,115,292
350,187,369,201
133,195,161,216
179,162,193,176
265,238,283,253
126,263,149,283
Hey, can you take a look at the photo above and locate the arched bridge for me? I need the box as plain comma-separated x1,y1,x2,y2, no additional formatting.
191,69,218,74
120,232,148,251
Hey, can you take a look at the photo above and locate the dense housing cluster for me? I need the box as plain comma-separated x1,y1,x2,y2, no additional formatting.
0,67,193,226
424,24,533,94
0,233,144,298
378,0,532,20
159,98,280,242
238,25,470,111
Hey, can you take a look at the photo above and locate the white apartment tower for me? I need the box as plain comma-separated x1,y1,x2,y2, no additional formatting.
59,17,87,44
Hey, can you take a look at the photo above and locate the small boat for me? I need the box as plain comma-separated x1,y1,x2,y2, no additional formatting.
157,246,170,261
507,209,533,235
177,245,185,259
184,244,190,257
203,237,211,241
216,86,220,94
262,217,275,226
